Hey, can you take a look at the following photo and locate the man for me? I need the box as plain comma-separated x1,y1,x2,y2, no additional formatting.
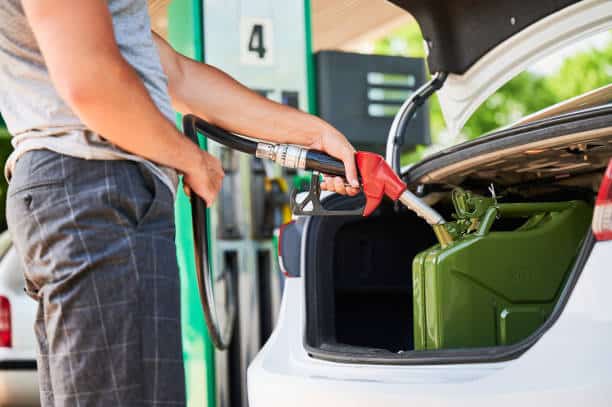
0,0,358,405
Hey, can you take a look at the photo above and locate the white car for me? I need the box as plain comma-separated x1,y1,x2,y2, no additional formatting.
0,231,39,406
249,1,612,405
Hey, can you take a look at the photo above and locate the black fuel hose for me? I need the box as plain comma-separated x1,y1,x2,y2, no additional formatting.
183,114,257,155
182,114,237,351
183,114,349,178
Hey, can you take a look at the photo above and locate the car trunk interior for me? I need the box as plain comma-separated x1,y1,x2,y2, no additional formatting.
331,207,438,352
305,111,612,360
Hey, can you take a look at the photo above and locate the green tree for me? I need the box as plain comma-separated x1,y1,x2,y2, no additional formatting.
463,72,557,139
546,39,612,101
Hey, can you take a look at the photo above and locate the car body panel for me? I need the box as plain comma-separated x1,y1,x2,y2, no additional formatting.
248,241,612,406
0,247,37,356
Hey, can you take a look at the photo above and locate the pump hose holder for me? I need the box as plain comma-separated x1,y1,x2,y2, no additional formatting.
182,115,237,351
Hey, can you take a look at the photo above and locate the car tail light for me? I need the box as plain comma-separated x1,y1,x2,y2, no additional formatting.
593,160,612,241
278,221,302,278
278,221,294,277
0,296,11,348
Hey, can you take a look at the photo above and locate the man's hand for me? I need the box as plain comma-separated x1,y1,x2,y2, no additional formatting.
182,151,224,205
310,129,360,197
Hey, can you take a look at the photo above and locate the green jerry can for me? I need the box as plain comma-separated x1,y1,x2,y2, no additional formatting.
413,190,592,351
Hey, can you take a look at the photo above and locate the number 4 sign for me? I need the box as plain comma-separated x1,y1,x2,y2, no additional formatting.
240,17,275,66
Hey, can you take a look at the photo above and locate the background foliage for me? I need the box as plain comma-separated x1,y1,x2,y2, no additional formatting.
373,25,612,162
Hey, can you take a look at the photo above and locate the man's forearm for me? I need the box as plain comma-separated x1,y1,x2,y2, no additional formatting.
173,61,334,150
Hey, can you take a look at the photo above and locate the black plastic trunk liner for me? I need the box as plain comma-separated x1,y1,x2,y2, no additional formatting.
304,197,438,352
332,217,435,351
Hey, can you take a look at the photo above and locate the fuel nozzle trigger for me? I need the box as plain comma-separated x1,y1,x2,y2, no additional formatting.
290,171,364,217
289,152,408,217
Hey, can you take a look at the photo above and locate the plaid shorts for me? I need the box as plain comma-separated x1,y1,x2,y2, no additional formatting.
6,150,186,406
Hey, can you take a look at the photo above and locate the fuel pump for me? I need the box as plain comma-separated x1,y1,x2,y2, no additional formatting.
168,1,314,406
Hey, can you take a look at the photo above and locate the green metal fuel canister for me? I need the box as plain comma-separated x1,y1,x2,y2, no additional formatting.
413,192,592,351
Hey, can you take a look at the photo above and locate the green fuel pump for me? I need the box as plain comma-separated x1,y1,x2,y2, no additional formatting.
167,1,315,406
166,5,215,407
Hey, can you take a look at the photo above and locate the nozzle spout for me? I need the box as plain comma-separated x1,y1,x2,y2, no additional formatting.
398,189,445,225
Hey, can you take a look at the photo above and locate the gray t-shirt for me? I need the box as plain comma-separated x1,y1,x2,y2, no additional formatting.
0,0,178,195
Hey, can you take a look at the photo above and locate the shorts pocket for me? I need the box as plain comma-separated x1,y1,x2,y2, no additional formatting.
8,179,65,197
8,150,66,196
5,182,68,291
106,161,161,232
134,164,160,230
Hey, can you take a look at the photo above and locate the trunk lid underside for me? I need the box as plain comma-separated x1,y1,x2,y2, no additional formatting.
387,0,612,134
388,0,581,75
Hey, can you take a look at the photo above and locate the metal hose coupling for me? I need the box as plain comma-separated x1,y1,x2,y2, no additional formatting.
255,143,308,170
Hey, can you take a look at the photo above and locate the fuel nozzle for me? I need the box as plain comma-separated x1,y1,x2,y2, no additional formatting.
354,152,453,247
355,152,441,222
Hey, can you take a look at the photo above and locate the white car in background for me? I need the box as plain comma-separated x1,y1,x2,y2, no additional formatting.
0,231,39,406
249,0,612,406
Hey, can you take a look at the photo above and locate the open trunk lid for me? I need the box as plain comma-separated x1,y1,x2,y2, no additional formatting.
387,0,612,134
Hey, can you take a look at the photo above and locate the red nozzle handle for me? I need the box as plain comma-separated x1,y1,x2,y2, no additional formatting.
298,149,406,217
356,152,407,216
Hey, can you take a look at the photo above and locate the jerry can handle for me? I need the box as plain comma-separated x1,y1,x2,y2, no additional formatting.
476,202,575,236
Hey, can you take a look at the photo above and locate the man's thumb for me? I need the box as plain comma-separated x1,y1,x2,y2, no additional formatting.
344,154,359,188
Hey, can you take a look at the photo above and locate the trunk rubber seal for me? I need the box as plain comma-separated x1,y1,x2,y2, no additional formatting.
406,105,612,184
